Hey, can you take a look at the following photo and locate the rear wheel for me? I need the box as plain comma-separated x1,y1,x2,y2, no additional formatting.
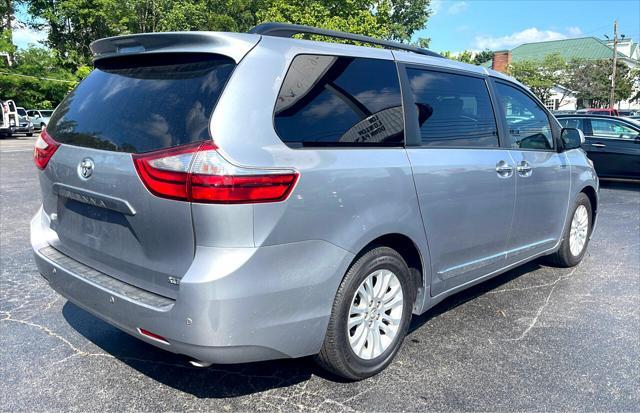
316,246,415,380
547,192,592,267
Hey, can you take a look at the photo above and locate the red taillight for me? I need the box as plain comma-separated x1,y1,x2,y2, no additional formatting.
34,129,60,170
133,141,298,204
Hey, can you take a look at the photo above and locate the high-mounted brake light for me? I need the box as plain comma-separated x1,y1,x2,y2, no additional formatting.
33,129,60,170
133,141,298,204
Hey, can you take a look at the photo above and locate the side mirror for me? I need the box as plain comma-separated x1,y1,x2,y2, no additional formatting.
561,127,585,150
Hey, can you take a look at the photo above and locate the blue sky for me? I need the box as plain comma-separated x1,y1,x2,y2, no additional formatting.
12,0,640,52
417,0,640,53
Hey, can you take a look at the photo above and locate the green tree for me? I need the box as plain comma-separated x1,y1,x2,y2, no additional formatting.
455,50,473,63
27,0,131,68
0,46,77,108
26,0,433,69
1,0,25,61
566,58,635,107
257,0,431,43
472,49,492,65
440,50,474,64
508,53,567,102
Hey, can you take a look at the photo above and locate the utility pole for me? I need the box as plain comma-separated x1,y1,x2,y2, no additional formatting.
609,20,618,109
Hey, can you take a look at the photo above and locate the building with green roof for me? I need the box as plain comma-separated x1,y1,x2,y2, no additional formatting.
482,36,638,68
482,36,639,111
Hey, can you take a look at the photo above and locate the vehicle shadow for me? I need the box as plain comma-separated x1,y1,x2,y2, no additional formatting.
599,180,639,192
408,260,542,333
62,302,322,397
62,258,545,397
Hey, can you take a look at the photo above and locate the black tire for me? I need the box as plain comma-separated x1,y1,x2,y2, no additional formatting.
546,192,592,267
315,246,416,380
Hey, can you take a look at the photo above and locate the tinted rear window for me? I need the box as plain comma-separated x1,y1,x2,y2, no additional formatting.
47,54,235,153
274,55,404,147
406,69,498,148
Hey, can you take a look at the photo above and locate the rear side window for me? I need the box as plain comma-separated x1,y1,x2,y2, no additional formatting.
406,69,499,148
494,82,554,150
591,119,639,140
557,117,587,132
274,55,404,147
47,53,236,153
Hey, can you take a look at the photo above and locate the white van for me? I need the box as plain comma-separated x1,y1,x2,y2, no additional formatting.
0,99,19,138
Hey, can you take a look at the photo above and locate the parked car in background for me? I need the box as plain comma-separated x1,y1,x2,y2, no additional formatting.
28,109,54,131
552,110,577,116
31,24,598,380
585,108,620,116
15,107,35,136
1,99,19,138
556,114,639,180
618,110,638,117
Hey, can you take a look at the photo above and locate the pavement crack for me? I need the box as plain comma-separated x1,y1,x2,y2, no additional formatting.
1,312,113,361
500,266,578,342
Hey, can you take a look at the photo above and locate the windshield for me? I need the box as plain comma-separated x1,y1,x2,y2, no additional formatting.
17,108,27,116
47,53,236,153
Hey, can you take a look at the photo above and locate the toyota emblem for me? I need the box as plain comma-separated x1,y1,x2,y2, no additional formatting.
78,158,95,180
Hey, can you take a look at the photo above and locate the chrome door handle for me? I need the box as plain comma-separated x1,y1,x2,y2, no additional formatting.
591,143,606,148
496,161,514,178
516,160,533,177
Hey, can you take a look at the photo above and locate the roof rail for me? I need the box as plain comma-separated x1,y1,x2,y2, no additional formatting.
249,22,442,58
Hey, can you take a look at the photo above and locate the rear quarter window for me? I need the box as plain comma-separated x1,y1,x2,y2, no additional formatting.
47,53,236,153
274,55,404,148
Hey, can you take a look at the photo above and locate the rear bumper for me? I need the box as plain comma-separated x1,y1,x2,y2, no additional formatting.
31,208,354,363
12,125,33,133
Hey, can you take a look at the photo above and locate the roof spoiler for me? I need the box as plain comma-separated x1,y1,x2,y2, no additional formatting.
249,22,443,58
90,32,260,63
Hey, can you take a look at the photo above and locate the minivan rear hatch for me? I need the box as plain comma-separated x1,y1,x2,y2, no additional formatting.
39,33,258,299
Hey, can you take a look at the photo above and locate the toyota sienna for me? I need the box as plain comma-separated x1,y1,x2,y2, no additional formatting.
31,23,598,380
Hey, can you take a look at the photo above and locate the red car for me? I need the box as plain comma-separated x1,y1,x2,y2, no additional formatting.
585,108,620,116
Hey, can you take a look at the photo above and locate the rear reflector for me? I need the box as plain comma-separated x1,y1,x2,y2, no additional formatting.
138,328,170,344
133,141,298,204
33,129,60,170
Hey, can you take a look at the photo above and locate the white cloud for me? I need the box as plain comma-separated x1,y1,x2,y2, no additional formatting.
473,27,583,50
12,26,48,49
430,0,443,16
431,0,468,16
447,1,468,15
567,26,583,36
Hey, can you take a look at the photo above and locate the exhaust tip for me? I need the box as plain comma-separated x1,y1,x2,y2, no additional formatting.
189,360,213,368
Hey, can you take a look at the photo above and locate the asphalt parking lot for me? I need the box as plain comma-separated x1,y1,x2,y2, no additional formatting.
1,135,638,412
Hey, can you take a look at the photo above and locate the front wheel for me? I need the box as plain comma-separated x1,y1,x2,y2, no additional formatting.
546,192,592,267
315,246,415,380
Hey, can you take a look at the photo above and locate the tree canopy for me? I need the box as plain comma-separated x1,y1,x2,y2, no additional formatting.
507,53,637,108
22,0,432,68
508,53,568,103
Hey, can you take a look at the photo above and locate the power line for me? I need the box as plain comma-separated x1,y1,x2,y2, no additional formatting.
0,71,78,84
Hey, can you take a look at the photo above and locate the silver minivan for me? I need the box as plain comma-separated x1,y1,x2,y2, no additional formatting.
31,23,598,380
